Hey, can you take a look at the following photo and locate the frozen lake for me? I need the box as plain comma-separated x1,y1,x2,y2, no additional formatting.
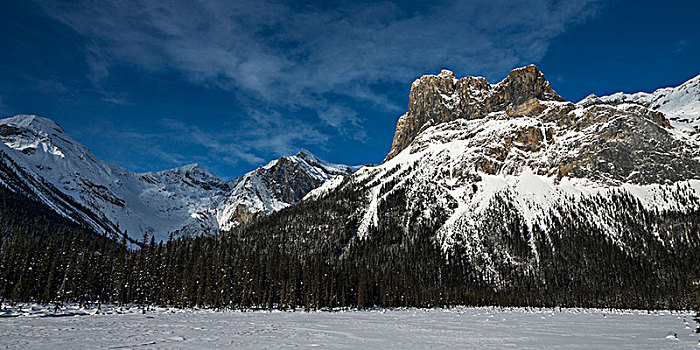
0,305,697,349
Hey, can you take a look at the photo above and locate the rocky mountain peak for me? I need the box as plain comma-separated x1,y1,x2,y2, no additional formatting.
1,115,77,159
295,148,318,161
162,163,211,177
496,64,564,106
384,65,564,162
0,115,65,135
438,69,456,79
142,163,227,191
380,65,700,187
217,150,358,230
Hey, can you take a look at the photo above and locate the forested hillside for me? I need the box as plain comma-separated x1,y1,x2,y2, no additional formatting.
1,183,698,311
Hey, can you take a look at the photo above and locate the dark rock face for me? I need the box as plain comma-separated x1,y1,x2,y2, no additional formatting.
259,157,322,204
552,105,699,184
141,164,232,193
385,65,564,161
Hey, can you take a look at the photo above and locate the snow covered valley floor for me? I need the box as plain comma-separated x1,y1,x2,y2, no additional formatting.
0,305,698,349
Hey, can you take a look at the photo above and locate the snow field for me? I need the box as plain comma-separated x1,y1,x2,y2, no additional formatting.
0,304,697,349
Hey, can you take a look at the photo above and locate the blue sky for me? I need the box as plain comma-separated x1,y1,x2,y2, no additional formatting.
0,0,698,180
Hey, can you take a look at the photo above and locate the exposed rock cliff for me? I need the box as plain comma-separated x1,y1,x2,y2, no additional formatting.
385,65,564,161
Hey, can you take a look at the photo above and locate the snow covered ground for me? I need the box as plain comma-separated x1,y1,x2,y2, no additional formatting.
0,304,697,349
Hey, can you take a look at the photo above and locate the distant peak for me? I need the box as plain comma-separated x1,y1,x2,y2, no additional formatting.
296,148,317,160
577,94,601,107
261,149,358,177
154,163,215,178
179,163,202,171
0,115,65,134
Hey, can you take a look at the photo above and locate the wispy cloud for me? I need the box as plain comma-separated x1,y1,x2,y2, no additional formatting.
674,39,693,53
158,118,265,166
93,114,329,177
98,91,131,106
36,0,603,165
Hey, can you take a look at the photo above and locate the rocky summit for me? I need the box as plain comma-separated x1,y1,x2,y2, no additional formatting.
217,149,359,231
385,65,564,161
385,65,700,186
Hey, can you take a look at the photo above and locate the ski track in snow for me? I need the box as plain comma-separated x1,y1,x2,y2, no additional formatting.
0,305,697,349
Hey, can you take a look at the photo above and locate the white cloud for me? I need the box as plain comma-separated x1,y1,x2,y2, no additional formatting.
36,0,603,161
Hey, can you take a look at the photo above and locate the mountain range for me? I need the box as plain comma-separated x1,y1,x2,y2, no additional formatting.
0,65,699,255
1,65,699,309
0,116,357,242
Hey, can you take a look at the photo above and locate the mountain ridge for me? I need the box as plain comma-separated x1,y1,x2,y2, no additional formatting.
579,73,700,141
0,115,359,241
2,65,699,255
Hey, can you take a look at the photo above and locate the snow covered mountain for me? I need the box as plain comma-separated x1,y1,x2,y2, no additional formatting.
217,149,360,231
580,73,700,141
297,66,700,281
0,115,357,242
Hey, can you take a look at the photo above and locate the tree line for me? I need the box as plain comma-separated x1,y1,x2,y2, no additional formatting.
0,182,699,312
